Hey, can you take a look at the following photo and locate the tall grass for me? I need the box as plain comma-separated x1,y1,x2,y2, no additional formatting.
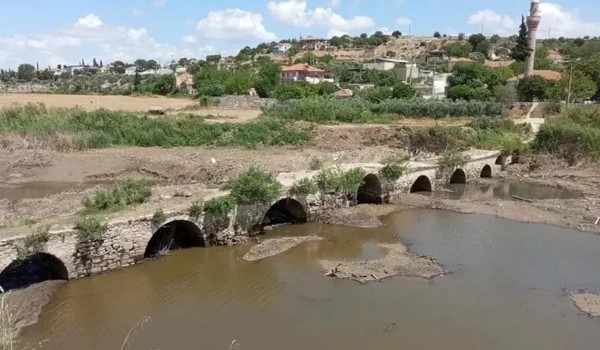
534,106,600,163
82,180,152,214
263,97,504,123
0,104,312,150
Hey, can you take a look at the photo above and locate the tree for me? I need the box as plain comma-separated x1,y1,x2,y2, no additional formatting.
391,30,402,38
17,63,36,81
133,71,141,90
458,33,466,41
474,40,492,58
517,75,552,102
443,42,473,58
147,59,160,70
99,60,103,67
468,33,486,48
360,33,368,39
93,58,98,67
490,34,501,44
512,16,531,62
551,71,597,102
206,55,222,63
255,62,281,98
392,83,418,99
433,32,442,38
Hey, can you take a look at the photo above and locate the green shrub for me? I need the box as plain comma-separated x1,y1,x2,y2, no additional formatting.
289,178,318,197
16,226,50,259
437,151,471,172
74,216,108,241
188,200,204,219
315,167,366,195
379,154,410,182
225,168,282,205
262,97,503,124
151,209,167,227
83,179,152,213
204,196,235,215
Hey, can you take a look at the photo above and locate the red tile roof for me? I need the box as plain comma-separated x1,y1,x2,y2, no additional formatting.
281,64,325,73
508,70,563,82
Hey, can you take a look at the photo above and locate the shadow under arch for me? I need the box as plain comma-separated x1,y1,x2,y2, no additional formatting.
495,156,504,165
449,168,467,184
144,220,205,258
410,175,432,193
0,253,69,291
480,165,493,178
262,198,308,228
357,174,383,204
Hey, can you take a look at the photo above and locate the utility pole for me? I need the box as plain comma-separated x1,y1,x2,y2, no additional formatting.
566,62,574,109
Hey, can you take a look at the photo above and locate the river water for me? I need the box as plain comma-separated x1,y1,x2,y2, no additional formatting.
21,208,600,350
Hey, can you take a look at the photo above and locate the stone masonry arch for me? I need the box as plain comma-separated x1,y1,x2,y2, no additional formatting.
0,252,69,291
144,220,205,258
262,198,308,228
410,175,432,193
357,174,383,204
480,164,493,178
450,169,467,184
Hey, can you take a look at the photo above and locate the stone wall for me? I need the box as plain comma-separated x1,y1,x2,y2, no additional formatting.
0,151,503,286
216,95,276,109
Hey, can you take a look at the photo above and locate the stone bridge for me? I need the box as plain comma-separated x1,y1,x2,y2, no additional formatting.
0,150,505,290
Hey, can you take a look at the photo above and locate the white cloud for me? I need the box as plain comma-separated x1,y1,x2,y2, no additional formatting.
395,17,412,26
182,35,197,44
267,0,374,34
467,2,600,38
328,0,341,7
154,0,167,7
76,14,103,29
0,15,222,68
197,9,277,41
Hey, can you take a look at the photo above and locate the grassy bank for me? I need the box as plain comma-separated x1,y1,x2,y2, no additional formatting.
262,97,504,123
0,104,312,150
534,106,600,163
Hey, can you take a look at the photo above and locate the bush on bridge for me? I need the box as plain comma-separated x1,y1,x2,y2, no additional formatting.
74,216,108,242
204,196,236,216
262,97,504,123
437,151,471,174
379,154,410,183
16,226,50,260
315,166,366,199
225,168,282,205
288,178,318,197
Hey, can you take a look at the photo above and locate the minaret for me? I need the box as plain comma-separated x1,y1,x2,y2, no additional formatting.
525,0,541,77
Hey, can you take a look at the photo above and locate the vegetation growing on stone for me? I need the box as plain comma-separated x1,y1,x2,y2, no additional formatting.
0,104,312,150
82,179,152,214
437,151,471,173
289,178,318,197
379,154,411,182
74,216,108,242
16,226,50,260
315,167,366,197
225,168,282,205
188,200,204,219
151,209,167,228
203,196,235,216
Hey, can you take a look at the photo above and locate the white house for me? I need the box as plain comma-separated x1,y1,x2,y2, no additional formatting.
362,58,409,71
125,66,137,75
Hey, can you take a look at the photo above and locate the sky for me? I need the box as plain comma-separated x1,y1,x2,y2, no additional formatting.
1,0,600,69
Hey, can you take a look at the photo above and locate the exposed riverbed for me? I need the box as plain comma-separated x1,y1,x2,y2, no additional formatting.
18,208,600,350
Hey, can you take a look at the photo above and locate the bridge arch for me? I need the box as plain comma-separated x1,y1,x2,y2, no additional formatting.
357,174,383,204
480,165,493,178
449,169,467,184
495,156,504,165
410,175,432,193
262,198,308,228
0,253,68,291
144,220,205,258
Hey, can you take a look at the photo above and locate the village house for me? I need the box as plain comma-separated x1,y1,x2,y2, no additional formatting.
175,73,195,94
362,58,419,83
300,36,328,50
273,43,293,56
125,66,137,75
281,64,332,84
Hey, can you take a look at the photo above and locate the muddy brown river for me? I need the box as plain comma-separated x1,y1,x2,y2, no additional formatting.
20,208,600,350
